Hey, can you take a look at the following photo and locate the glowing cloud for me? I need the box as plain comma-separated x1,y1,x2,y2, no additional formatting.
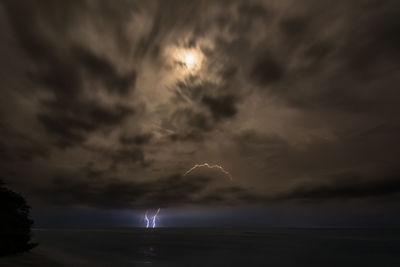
166,46,203,73
184,163,233,180
181,51,198,70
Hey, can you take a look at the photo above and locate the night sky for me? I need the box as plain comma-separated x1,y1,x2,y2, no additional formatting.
1,0,400,227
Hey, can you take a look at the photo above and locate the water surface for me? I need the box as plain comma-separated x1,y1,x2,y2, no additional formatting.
23,228,400,266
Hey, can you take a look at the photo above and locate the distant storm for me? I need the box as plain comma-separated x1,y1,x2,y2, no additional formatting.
1,0,400,227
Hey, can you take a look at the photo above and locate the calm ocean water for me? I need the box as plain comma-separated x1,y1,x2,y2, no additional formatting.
30,228,400,267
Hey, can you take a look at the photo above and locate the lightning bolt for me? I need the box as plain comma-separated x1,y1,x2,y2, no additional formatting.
144,210,150,228
144,208,161,228
152,208,160,228
184,163,232,180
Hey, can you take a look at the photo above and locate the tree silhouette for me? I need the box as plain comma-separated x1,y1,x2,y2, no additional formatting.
0,180,37,256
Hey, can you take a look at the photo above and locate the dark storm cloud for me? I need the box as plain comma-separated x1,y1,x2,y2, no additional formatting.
281,174,400,200
0,131,49,162
167,108,212,142
195,172,400,205
222,2,271,36
35,174,234,208
1,0,400,224
3,1,137,147
230,126,400,206
166,91,240,141
38,102,133,148
219,65,238,80
2,1,80,60
234,131,291,162
301,40,333,73
343,8,400,76
107,147,149,169
279,16,310,43
247,0,400,113
173,79,213,103
236,2,270,19
186,112,213,133
134,3,162,59
72,45,137,95
250,53,284,87
3,0,138,55
167,75,241,142
119,133,153,146
163,77,233,141
32,43,135,147
201,94,238,121
199,185,255,205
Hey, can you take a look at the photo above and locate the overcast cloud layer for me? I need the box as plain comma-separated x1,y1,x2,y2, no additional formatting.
1,0,400,221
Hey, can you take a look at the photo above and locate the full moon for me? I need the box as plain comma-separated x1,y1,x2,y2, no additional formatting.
183,52,197,70
166,46,203,73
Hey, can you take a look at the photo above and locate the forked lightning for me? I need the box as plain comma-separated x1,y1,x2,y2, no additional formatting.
184,163,232,180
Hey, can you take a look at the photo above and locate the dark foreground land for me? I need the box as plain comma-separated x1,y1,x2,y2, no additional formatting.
1,228,400,267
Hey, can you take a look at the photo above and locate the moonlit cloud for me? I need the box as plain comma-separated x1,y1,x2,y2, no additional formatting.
1,0,400,226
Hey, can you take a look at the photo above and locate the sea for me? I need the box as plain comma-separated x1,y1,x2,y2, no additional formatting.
2,228,400,266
